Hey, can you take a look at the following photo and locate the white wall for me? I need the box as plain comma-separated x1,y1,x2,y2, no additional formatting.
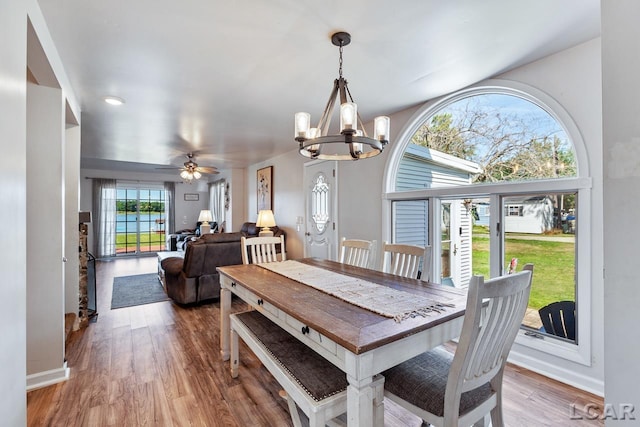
602,1,640,422
64,126,81,326
0,0,28,422
246,151,307,258
252,39,605,394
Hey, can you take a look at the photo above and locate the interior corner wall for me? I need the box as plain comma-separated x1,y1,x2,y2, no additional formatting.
246,152,306,258
602,0,640,418
0,0,28,423
26,81,67,384
64,125,81,326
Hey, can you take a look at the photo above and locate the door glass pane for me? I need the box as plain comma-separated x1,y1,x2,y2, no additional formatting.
311,174,330,234
503,193,577,343
441,203,452,282
438,198,488,287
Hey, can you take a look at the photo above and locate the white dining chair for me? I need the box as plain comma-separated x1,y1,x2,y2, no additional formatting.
381,241,431,281
241,235,286,264
382,264,534,427
339,237,376,269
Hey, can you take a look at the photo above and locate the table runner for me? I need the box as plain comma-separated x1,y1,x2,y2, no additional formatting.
259,260,452,322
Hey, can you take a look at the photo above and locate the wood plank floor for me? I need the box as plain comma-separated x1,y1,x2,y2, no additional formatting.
27,256,604,426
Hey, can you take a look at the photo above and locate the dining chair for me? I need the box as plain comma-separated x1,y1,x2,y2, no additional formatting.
538,300,575,340
339,237,377,269
382,264,534,427
241,235,286,264
381,241,432,281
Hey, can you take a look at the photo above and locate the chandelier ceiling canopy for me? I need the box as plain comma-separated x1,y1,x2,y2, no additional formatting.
295,32,390,161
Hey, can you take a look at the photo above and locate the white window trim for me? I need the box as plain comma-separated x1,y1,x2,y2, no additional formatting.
382,79,593,367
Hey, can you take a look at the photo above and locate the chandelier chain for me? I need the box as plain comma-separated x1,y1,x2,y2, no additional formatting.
338,42,343,78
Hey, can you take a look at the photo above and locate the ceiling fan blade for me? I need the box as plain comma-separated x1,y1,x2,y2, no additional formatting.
196,166,218,174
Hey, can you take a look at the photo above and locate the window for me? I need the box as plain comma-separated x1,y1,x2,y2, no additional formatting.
383,80,591,365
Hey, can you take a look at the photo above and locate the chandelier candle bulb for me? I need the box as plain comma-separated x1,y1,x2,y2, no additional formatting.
295,112,311,139
309,127,321,139
340,102,357,131
375,116,390,141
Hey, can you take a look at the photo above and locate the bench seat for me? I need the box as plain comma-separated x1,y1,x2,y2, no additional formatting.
230,310,383,427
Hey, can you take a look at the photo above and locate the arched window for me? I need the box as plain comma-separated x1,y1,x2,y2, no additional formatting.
383,80,591,365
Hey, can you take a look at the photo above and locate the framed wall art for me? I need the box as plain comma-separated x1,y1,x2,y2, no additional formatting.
257,166,273,212
184,193,199,201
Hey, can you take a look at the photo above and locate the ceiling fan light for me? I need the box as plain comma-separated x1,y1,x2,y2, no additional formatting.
193,171,202,180
180,170,189,179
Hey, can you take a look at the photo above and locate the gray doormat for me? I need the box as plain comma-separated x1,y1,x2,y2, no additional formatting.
111,273,169,309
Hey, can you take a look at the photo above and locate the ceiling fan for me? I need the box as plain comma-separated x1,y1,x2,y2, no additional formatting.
157,153,219,182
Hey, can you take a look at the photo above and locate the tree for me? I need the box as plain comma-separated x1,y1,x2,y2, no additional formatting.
409,96,576,184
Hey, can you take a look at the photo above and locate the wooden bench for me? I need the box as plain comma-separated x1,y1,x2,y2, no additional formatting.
230,310,383,427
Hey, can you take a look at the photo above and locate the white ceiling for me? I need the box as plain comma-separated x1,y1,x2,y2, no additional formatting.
37,0,600,173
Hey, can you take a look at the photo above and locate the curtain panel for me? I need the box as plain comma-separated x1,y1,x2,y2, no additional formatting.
92,178,117,258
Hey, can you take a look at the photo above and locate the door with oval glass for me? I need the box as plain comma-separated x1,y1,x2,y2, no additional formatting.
303,161,337,260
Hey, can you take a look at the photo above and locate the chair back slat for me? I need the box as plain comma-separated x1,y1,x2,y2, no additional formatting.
339,238,376,269
448,264,533,395
241,236,286,265
381,242,431,281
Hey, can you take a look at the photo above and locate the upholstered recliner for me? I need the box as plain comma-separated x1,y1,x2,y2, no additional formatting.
161,223,286,304
161,233,243,304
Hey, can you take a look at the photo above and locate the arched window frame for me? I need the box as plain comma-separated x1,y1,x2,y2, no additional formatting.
382,79,592,366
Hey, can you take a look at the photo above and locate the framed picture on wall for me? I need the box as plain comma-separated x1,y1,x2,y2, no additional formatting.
184,193,199,201
257,166,272,212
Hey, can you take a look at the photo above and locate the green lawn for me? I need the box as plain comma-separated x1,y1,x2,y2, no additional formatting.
116,232,165,252
471,235,575,310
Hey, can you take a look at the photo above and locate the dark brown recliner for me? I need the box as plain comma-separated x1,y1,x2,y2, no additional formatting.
161,233,244,304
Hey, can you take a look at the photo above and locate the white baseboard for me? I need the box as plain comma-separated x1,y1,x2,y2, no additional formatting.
507,351,604,397
26,362,70,391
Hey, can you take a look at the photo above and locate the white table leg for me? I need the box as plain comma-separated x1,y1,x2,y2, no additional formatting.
220,287,231,361
346,376,374,426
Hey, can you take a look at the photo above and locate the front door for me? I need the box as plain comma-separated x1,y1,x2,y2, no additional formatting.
303,161,337,260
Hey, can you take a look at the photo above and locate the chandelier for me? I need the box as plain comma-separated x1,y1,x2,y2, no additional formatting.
295,32,390,160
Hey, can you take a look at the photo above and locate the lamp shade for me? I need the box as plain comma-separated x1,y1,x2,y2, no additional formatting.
198,210,213,224
256,210,276,228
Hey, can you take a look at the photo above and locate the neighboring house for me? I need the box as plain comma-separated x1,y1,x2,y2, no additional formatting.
394,144,482,287
504,195,555,234
476,196,556,234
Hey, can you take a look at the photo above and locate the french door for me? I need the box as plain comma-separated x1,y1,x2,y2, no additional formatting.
115,184,166,254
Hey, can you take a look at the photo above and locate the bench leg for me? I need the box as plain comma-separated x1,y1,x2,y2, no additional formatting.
220,288,231,361
230,326,239,378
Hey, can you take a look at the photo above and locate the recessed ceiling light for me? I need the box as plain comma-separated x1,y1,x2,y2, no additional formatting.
103,96,125,106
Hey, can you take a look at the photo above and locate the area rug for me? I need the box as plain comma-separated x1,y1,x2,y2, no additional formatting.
111,273,169,309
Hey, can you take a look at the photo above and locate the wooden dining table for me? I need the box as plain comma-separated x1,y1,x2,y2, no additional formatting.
218,258,467,427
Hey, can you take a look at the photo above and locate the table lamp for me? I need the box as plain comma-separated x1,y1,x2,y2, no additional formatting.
256,209,276,237
198,209,213,235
